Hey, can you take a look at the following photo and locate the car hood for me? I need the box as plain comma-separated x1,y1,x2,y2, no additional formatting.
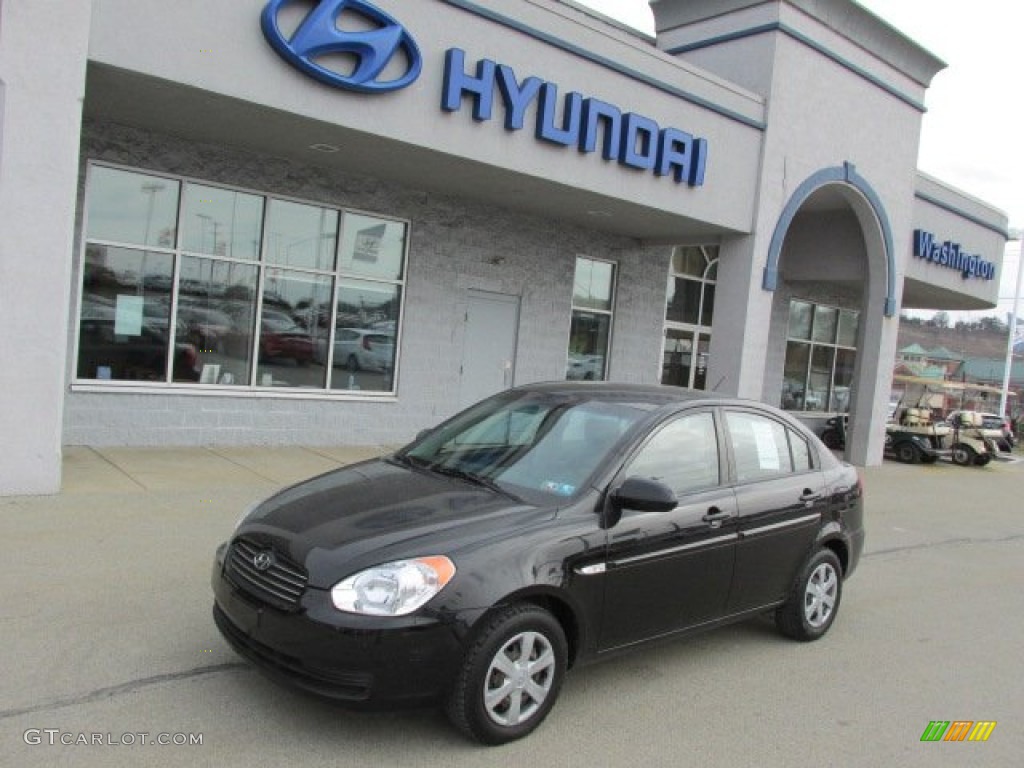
235,458,550,587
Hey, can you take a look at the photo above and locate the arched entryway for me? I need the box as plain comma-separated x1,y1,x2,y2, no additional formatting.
762,163,896,465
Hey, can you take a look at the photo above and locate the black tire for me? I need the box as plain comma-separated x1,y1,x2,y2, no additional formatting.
446,604,567,745
974,454,991,467
776,548,843,642
895,441,920,464
346,354,360,372
920,454,938,465
950,443,975,467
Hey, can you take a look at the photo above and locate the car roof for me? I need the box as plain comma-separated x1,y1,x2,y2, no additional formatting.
509,381,769,411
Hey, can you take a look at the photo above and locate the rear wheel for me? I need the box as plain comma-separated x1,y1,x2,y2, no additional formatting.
895,442,920,464
776,548,843,641
446,604,567,745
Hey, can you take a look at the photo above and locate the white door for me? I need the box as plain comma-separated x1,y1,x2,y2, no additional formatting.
459,291,520,409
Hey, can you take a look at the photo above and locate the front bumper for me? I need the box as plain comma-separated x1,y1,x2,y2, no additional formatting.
211,550,466,709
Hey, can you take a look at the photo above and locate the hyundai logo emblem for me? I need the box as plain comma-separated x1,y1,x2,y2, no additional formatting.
261,0,422,93
253,551,275,572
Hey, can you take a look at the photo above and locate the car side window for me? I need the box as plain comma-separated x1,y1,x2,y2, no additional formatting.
725,411,794,482
625,412,719,494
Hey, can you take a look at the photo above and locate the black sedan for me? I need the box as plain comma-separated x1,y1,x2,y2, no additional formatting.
212,383,864,744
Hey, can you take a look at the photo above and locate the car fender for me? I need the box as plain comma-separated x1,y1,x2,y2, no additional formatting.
813,521,851,575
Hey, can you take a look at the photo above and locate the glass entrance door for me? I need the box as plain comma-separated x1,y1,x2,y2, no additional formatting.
661,329,710,390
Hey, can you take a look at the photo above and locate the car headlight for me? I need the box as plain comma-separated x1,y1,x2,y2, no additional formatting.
331,556,456,616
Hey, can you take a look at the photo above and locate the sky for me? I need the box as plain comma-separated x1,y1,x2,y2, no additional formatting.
574,0,1024,321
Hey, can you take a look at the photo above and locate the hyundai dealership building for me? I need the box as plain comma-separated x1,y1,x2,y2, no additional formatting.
0,0,1008,495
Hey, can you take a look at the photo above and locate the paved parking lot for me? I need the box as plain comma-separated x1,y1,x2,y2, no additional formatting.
2,447,1022,766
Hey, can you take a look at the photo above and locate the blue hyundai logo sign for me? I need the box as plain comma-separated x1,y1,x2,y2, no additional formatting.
261,0,422,93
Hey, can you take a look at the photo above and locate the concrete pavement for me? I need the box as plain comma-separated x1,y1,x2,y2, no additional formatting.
1,446,1022,766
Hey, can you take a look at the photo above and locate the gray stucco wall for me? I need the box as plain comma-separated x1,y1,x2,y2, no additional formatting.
0,1,91,494
63,121,669,447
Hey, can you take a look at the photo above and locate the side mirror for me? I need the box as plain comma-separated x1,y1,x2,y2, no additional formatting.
603,476,677,528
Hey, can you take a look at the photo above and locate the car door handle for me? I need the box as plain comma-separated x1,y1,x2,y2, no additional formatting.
702,508,733,528
799,489,822,504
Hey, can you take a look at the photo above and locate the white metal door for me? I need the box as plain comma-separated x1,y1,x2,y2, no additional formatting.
459,291,520,409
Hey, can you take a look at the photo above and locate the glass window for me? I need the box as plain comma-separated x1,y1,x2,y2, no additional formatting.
77,246,180,385
725,411,792,482
566,257,615,381
662,245,717,390
256,270,332,389
77,246,179,382
175,255,259,385
831,348,856,412
837,309,859,347
567,313,611,380
666,276,702,325
76,165,408,396
662,329,693,388
781,300,858,414
807,346,834,412
790,431,812,471
627,412,720,494
265,200,338,272
181,183,264,260
671,246,706,278
812,305,838,344
407,394,646,503
701,283,715,326
787,301,813,340
86,167,180,248
339,213,406,281
572,259,615,311
329,279,400,392
782,342,810,410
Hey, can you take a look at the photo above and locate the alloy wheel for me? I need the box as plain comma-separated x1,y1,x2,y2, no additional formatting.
483,630,556,727
803,562,838,628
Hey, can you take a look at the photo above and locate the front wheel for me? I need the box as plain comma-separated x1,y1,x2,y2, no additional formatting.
446,604,567,745
776,548,843,641
950,443,976,467
821,429,842,449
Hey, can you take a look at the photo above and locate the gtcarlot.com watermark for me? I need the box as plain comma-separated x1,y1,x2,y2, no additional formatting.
23,729,203,747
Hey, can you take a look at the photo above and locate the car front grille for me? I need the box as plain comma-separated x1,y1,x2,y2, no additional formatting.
227,538,308,610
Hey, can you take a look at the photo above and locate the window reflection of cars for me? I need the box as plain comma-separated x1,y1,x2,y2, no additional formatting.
315,328,395,371
77,301,198,382
259,315,313,365
565,353,604,380
177,304,234,351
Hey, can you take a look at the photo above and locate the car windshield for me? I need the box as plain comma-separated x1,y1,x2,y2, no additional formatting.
401,391,656,503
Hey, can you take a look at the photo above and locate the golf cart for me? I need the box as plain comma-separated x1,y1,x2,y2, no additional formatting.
886,377,1000,467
